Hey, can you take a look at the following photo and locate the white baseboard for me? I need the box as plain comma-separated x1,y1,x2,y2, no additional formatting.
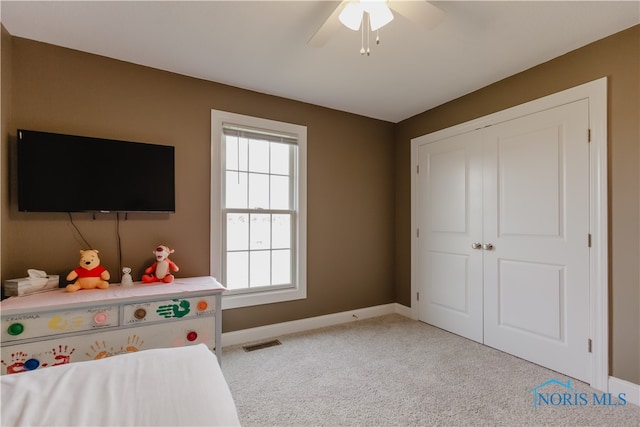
222,303,409,348
608,376,640,406
394,302,412,318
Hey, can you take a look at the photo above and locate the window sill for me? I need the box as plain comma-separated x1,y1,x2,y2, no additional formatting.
221,285,306,310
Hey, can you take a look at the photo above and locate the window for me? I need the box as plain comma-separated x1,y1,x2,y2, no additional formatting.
211,110,307,309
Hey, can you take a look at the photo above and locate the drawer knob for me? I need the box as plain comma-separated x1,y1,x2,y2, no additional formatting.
134,308,147,319
24,358,40,371
197,300,208,311
94,312,108,324
186,331,198,342
7,323,24,336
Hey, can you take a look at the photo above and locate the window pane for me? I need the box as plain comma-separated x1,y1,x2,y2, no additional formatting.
249,139,269,173
250,214,270,250
226,213,248,251
270,175,290,210
272,249,291,285
272,214,291,249
250,251,270,286
226,251,248,290
271,143,290,175
248,173,269,209
225,135,238,170
225,135,248,172
226,171,247,209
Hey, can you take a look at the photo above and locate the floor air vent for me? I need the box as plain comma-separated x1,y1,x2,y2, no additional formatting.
243,339,282,352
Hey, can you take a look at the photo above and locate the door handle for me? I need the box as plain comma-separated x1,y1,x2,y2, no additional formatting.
471,242,482,250
483,243,494,251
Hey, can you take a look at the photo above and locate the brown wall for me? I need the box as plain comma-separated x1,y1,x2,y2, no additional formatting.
1,26,12,283
1,36,395,332
395,25,640,383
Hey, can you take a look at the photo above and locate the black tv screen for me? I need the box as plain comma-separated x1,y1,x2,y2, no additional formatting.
17,129,175,213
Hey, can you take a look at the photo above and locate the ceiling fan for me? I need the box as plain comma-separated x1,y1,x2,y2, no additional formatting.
308,0,446,48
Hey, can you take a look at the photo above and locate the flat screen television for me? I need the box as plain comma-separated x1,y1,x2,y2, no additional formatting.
17,129,175,213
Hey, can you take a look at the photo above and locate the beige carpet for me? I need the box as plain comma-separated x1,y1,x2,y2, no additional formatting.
221,314,640,426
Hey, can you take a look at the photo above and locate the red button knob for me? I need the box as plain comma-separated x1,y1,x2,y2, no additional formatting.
186,331,198,342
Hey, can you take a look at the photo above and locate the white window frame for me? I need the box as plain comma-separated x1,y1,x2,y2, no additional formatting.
211,110,307,309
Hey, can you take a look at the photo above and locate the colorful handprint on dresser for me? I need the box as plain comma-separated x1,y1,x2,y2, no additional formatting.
1,351,28,374
51,345,75,366
120,334,144,353
156,299,190,319
86,340,114,360
48,314,83,331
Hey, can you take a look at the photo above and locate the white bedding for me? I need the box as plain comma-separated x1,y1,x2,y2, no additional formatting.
1,344,241,426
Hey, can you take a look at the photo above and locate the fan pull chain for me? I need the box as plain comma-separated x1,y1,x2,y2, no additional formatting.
360,17,365,55
366,16,371,56
359,13,380,56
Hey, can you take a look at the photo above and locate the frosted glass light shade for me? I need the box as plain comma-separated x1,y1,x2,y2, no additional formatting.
363,1,394,31
339,2,364,31
339,1,394,32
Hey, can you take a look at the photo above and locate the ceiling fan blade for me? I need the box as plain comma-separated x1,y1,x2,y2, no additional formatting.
389,0,445,30
308,1,349,47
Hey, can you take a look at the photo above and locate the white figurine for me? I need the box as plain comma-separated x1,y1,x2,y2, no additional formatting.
121,267,134,287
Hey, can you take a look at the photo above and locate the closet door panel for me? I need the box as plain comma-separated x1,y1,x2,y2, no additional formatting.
416,131,483,343
498,125,561,237
483,99,591,383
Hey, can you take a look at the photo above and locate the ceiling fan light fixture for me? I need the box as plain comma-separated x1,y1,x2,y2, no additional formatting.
338,0,394,56
339,2,364,31
362,1,394,31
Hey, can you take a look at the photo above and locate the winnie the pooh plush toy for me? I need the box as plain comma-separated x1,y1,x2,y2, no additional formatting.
66,249,110,292
142,245,179,283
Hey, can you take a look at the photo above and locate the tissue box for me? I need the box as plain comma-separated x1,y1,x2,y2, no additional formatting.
3,275,60,297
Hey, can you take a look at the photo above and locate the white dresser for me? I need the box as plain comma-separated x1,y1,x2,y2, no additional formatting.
0,276,225,375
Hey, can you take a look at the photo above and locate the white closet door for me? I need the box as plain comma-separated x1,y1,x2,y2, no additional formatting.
416,131,483,343
482,99,591,382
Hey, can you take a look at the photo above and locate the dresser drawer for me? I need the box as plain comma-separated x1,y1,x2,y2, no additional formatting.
1,305,119,343
0,317,214,375
122,295,216,325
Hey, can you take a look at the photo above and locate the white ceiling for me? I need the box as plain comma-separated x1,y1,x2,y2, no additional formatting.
1,1,638,123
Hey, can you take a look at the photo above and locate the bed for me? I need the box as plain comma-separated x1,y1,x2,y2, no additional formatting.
0,344,241,426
